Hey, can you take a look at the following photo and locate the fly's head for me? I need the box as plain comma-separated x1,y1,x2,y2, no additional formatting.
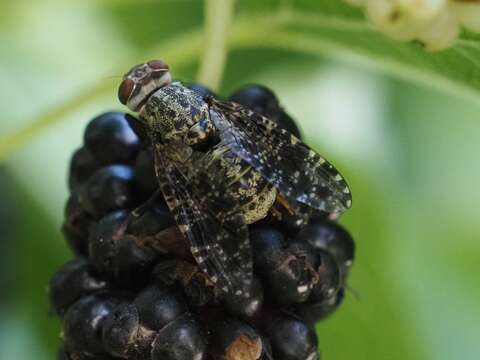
118,60,172,112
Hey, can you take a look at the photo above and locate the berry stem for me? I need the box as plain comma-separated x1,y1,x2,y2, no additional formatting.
197,0,235,91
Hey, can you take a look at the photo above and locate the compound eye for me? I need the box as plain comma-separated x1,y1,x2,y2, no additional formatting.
118,78,135,105
147,59,169,70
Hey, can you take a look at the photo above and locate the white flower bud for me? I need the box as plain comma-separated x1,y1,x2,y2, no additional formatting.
396,0,446,19
452,2,480,32
366,0,426,40
417,7,460,51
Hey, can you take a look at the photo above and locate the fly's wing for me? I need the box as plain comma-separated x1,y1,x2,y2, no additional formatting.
153,144,253,297
209,98,352,213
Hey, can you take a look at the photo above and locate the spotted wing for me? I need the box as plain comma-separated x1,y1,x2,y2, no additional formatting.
209,98,352,213
153,144,253,296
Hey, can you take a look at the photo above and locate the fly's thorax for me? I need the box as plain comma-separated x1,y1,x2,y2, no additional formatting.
139,84,210,143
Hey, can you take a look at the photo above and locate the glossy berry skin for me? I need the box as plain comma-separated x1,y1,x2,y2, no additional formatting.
49,259,109,317
297,220,355,276
250,227,319,305
287,241,318,273
134,149,158,198
88,211,159,287
88,211,128,277
84,112,140,165
63,193,94,256
78,165,138,218
260,335,274,360
296,288,345,324
63,293,124,356
186,83,218,100
223,277,264,318
102,302,141,358
309,249,341,303
229,85,279,118
249,226,286,272
261,248,317,305
266,315,318,360
152,260,214,307
58,345,117,360
69,147,100,191
151,316,207,360
229,84,301,138
134,285,188,331
126,205,174,236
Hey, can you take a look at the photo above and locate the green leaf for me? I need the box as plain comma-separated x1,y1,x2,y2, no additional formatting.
2,0,480,160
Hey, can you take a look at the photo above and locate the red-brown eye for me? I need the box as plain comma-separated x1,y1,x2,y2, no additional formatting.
118,78,135,105
147,59,169,70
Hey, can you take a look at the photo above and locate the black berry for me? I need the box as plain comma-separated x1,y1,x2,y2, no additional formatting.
266,315,318,360
63,293,124,356
84,112,140,165
78,165,138,218
88,211,159,287
295,289,345,324
49,259,110,317
58,345,118,360
134,149,158,198
223,277,264,318
261,247,317,305
134,284,188,331
126,205,174,237
151,316,207,360
187,83,218,100
88,211,128,276
102,302,141,358
250,226,285,271
309,249,341,303
68,147,101,191
230,85,279,116
229,84,301,138
63,193,94,256
153,260,214,307
297,220,355,276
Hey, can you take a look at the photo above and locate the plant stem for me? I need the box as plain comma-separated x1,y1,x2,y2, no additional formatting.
197,0,235,90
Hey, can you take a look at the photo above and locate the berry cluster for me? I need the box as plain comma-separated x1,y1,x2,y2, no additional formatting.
345,0,480,50
50,84,355,360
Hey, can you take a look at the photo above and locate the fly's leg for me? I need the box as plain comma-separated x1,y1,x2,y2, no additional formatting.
131,188,163,217
276,194,296,215
115,189,163,236
270,194,312,227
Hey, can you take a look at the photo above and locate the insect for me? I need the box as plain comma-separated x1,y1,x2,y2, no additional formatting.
118,60,352,297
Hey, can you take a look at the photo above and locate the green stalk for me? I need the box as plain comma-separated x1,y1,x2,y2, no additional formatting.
196,0,235,90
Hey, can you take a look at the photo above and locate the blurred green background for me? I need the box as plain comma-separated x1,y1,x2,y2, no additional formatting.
1,1,479,359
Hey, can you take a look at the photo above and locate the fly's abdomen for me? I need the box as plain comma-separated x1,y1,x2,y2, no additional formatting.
204,145,277,224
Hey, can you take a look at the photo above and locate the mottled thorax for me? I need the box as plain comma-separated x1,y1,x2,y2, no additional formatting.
140,84,210,143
